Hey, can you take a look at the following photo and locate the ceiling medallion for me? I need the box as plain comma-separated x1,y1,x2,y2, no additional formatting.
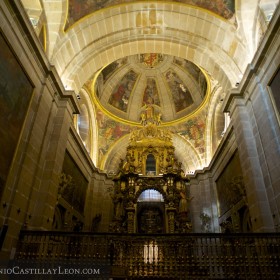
139,53,164,68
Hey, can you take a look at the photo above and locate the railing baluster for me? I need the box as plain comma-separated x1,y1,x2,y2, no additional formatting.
14,231,280,279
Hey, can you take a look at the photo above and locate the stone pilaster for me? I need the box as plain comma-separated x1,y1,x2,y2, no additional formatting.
28,101,74,230
90,172,114,232
229,98,274,231
190,173,219,233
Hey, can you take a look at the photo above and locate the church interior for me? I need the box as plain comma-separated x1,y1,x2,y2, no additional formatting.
0,0,280,279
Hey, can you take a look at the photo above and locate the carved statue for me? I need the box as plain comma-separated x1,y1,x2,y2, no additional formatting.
145,104,154,122
115,198,125,220
178,192,193,214
73,221,83,232
200,212,211,233
140,104,163,127
140,112,146,126
112,185,126,221
178,192,188,214
156,113,162,125
123,155,131,173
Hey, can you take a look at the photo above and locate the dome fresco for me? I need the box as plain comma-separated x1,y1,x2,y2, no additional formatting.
91,54,209,125
27,0,278,175
83,54,211,170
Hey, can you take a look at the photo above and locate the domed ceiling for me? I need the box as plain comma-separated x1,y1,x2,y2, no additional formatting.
81,54,216,173
21,0,278,175
89,54,209,125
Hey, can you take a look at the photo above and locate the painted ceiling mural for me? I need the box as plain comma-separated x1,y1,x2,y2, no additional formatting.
109,70,138,112
94,107,207,167
142,78,160,106
171,109,208,156
85,80,207,166
173,57,208,99
92,54,208,123
95,107,132,164
93,103,208,166
65,0,235,30
82,53,209,167
165,70,194,112
102,57,128,84
140,53,164,68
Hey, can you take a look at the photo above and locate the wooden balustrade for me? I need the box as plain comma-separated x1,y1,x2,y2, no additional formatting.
15,231,280,279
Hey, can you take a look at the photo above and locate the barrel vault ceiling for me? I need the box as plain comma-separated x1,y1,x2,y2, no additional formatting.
21,0,279,174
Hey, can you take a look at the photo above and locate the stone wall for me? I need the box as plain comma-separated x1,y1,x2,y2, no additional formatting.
224,6,280,231
0,0,79,256
191,7,280,233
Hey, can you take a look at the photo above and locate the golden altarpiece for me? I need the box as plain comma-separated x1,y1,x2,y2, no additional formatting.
109,105,191,234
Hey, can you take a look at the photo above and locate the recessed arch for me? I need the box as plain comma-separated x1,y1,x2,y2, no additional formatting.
79,88,99,165
205,82,226,164
172,134,203,173
146,154,156,175
50,4,248,94
101,134,130,172
135,186,168,203
138,189,164,202
63,39,240,94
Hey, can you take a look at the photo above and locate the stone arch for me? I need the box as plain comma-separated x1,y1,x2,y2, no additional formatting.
205,83,226,163
101,134,130,173
135,186,168,203
41,0,67,59
235,0,278,60
79,88,99,165
65,39,239,94
102,132,203,175
172,134,203,173
50,4,248,93
211,101,226,155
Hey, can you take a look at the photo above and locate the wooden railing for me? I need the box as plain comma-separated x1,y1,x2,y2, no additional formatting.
15,231,280,279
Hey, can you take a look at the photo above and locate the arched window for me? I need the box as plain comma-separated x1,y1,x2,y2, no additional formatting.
138,189,164,202
146,154,156,175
